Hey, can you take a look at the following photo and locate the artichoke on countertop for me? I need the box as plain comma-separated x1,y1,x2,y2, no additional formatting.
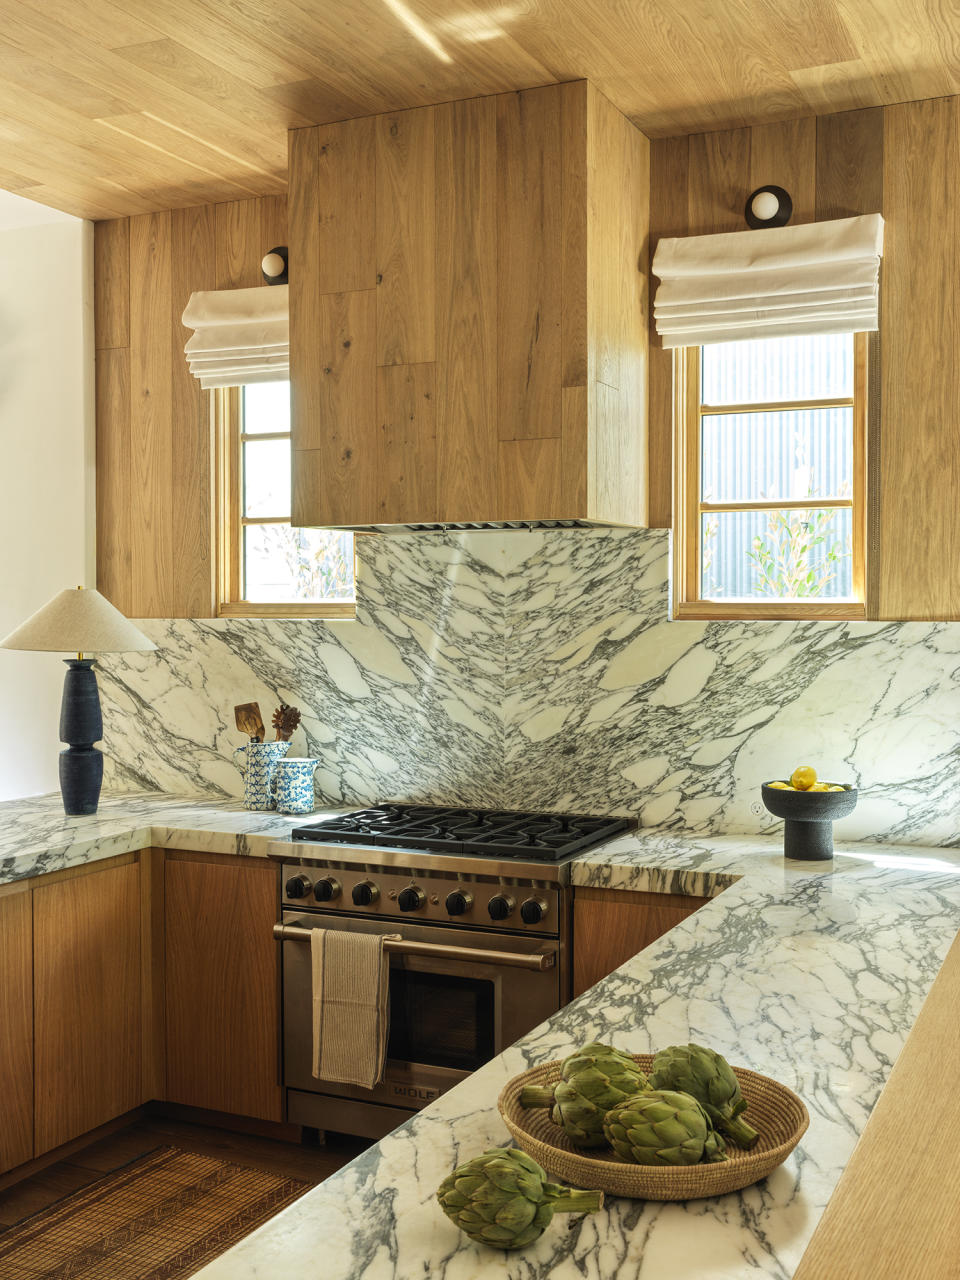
649,1043,759,1149
437,1147,604,1250
519,1042,649,1148
603,1089,728,1166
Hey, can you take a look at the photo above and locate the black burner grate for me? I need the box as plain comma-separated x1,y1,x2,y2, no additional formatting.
290,804,635,861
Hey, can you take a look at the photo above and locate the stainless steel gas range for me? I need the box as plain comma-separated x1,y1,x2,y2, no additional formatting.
269,804,635,1139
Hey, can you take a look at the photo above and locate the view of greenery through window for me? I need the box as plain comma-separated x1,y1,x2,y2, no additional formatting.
241,382,354,604
698,334,856,600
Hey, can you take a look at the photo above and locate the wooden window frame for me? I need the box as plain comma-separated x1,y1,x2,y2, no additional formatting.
214,387,356,620
672,333,868,621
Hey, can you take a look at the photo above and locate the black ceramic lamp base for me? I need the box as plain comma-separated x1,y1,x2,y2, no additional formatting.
760,782,859,862
59,659,104,816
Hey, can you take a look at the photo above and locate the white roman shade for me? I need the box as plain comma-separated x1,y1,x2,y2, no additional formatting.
182,284,288,389
652,213,884,348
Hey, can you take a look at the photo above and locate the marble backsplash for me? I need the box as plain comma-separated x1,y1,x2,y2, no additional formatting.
96,529,960,846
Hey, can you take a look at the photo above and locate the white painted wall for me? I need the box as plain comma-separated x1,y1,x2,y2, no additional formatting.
0,201,95,800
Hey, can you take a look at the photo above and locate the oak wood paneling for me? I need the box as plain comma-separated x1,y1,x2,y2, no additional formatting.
815,107,884,219
750,116,817,224
289,126,323,528
377,362,438,523
572,887,710,997
0,890,33,1174
164,854,282,1123
435,94,499,521
499,437,563,520
315,116,376,294
376,107,436,368
497,86,563,441
794,928,960,1279
33,862,142,1154
879,97,960,619
96,192,286,616
687,128,751,235
560,81,589,390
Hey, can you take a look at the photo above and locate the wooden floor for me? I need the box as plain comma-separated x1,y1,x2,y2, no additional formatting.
0,1117,369,1230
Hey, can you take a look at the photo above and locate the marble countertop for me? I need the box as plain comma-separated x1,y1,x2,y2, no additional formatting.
7,790,960,1276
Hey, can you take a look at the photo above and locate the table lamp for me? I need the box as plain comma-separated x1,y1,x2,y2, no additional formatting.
0,587,157,815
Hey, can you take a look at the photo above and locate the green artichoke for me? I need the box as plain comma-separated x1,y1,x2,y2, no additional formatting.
437,1147,604,1250
519,1042,649,1148
603,1089,728,1165
649,1043,759,1149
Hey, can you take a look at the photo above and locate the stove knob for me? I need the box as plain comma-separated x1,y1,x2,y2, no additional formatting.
445,890,473,916
398,886,426,912
314,876,341,903
487,893,515,921
520,897,548,925
285,874,311,899
352,880,380,907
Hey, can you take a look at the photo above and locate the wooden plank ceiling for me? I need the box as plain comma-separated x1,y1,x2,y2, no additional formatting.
0,0,957,219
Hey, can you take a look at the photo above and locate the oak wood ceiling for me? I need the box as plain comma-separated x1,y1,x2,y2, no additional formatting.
1,0,956,219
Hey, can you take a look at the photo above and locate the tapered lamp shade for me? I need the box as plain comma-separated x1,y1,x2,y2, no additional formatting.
0,588,157,816
0,588,156,654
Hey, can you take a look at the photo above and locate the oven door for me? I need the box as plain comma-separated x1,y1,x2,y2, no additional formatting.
280,912,561,1112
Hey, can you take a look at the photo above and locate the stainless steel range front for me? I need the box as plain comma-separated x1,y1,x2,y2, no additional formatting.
270,805,634,1139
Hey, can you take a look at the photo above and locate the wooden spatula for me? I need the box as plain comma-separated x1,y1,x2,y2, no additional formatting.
234,702,265,742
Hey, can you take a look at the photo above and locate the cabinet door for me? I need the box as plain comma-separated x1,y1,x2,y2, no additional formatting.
34,862,142,1154
0,889,33,1173
573,887,710,997
165,855,282,1122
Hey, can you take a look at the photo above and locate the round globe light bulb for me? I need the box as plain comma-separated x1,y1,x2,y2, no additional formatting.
751,190,781,222
261,251,286,278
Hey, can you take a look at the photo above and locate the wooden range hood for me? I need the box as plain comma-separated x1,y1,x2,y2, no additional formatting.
288,80,650,532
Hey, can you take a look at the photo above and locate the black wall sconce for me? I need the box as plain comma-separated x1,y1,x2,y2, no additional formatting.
261,245,288,284
744,186,793,229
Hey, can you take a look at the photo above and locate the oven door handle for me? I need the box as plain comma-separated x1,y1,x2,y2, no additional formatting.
272,923,556,970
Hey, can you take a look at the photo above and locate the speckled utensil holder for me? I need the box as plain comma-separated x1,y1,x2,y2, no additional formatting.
760,783,859,860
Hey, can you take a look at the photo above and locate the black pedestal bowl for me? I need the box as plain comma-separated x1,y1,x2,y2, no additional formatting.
761,782,859,861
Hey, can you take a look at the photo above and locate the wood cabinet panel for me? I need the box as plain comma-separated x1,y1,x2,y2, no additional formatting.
377,362,437,523
499,437,563,520
315,116,376,295
0,890,33,1174
164,855,282,1123
376,107,436,367
879,97,960,619
33,862,142,1154
497,86,562,441
435,94,499,522
573,887,710,997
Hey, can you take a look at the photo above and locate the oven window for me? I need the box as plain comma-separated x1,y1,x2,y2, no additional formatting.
388,969,495,1071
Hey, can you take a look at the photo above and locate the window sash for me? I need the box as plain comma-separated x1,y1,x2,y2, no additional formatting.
673,334,867,618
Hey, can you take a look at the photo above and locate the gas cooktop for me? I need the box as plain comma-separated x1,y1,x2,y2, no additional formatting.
290,804,635,862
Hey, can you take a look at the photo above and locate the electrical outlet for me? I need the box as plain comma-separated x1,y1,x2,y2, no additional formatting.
750,801,764,816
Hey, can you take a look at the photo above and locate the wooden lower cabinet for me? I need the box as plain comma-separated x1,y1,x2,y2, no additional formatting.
164,853,282,1123
33,861,142,1153
573,887,711,997
0,889,33,1173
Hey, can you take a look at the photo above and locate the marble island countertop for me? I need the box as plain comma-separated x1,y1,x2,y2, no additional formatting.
5,790,960,1277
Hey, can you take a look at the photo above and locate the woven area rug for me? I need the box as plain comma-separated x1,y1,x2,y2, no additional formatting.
0,1145,309,1279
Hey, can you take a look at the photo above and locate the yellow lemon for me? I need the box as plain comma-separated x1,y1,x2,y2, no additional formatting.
827,785,846,792
790,765,817,791
767,781,790,790
808,783,830,792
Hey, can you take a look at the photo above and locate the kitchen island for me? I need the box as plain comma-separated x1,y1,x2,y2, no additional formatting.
3,792,958,1277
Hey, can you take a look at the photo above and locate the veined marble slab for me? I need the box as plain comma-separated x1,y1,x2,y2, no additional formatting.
90,528,960,848
192,844,960,1280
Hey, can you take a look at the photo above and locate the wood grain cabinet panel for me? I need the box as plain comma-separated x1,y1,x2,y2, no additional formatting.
164,855,282,1123
33,863,142,1154
572,887,710,998
0,890,33,1174
289,80,650,530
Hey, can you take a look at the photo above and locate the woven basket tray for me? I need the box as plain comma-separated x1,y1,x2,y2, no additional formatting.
498,1054,809,1200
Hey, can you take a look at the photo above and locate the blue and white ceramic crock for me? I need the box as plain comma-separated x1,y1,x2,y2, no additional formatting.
233,740,290,810
275,757,318,815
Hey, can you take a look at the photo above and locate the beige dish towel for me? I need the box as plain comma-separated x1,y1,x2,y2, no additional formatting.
311,928,400,1089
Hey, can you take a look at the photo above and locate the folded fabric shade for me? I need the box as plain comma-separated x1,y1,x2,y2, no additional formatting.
182,284,289,388
652,213,884,348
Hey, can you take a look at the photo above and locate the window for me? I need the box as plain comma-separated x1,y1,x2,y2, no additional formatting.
216,382,355,617
674,332,867,619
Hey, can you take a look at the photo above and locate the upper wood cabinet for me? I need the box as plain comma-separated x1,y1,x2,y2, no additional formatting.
288,81,650,529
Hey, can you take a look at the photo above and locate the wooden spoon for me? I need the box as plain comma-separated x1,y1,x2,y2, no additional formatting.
234,702,265,742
